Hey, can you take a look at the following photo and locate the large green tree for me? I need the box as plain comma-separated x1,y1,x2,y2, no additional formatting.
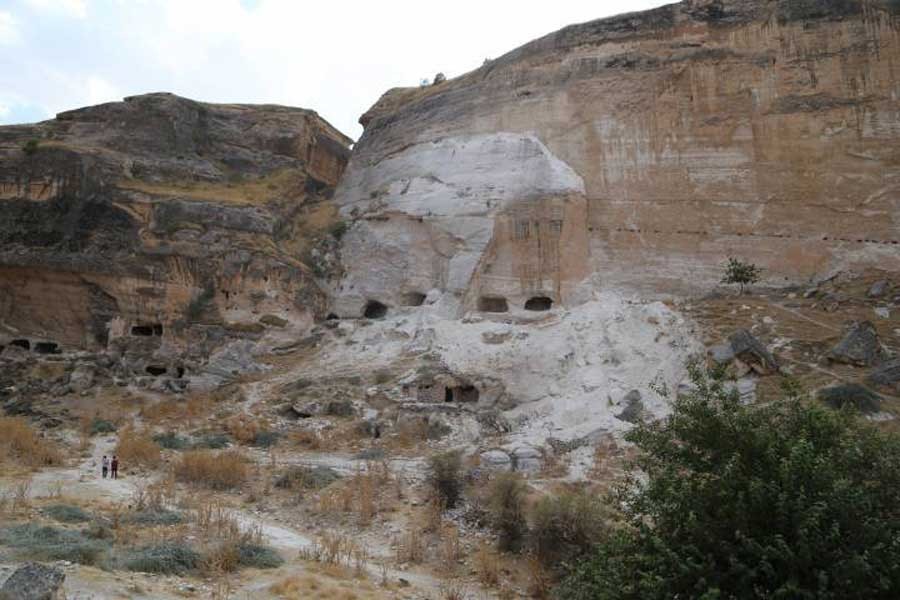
558,364,900,600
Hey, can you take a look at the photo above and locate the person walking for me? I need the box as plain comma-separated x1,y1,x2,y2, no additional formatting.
110,455,119,480
101,455,109,479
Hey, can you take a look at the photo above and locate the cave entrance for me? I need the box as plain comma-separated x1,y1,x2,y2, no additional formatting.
478,297,509,313
445,385,479,403
363,300,388,319
132,324,163,337
525,296,553,311
34,342,60,355
10,339,30,351
325,313,339,321
402,292,427,307
145,365,167,376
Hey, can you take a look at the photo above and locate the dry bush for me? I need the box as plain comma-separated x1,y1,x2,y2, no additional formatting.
140,395,213,427
488,472,529,552
393,527,425,564
11,477,32,511
439,524,462,569
288,428,322,450
115,427,162,469
526,556,553,599
389,418,428,450
0,417,63,468
427,450,463,509
530,488,609,571
224,414,270,445
316,462,394,526
175,450,250,490
474,542,502,588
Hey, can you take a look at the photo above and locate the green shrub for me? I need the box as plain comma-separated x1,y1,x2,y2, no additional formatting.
237,543,283,568
721,257,761,294
126,508,184,526
329,221,349,240
90,419,117,435
21,139,40,156
43,504,91,523
427,450,463,509
488,473,528,552
557,362,900,600
273,465,340,491
0,524,109,565
123,542,199,574
252,430,280,448
153,431,191,450
530,489,607,572
192,433,230,449
185,282,215,322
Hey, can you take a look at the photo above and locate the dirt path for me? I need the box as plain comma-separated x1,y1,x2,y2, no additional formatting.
29,436,135,503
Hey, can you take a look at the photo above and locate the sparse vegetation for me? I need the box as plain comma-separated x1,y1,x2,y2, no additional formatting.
558,363,900,599
123,542,200,574
153,431,191,450
274,465,341,491
0,524,109,565
530,488,607,572
43,504,90,523
21,138,40,156
721,256,761,294
488,473,528,552
427,450,463,509
0,416,63,468
89,418,117,435
115,427,162,469
175,449,251,490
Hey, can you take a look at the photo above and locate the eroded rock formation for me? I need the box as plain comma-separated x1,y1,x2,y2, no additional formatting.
0,93,351,370
333,0,900,317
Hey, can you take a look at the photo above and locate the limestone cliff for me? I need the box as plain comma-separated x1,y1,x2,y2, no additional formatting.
0,93,351,369
333,0,900,317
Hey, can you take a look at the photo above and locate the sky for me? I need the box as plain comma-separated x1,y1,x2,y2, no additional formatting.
0,0,670,140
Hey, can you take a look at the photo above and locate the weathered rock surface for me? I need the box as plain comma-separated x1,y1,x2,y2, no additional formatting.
712,329,779,375
0,93,351,367
868,358,900,394
333,0,900,316
828,320,888,367
818,383,883,414
0,562,66,600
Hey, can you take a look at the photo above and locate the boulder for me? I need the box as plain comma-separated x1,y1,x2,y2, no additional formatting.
480,449,512,471
727,330,779,375
511,445,542,473
68,365,95,393
868,359,900,395
868,280,889,298
0,562,66,600
828,321,887,367
818,383,882,414
615,389,644,424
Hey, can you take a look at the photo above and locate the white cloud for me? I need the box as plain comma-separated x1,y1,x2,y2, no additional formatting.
0,103,9,118
24,0,87,19
85,76,121,106
0,11,21,45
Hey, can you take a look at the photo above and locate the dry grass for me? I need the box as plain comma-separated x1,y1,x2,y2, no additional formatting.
175,450,251,490
474,542,502,587
225,414,267,445
119,168,305,207
0,417,63,469
316,462,394,526
270,568,384,600
140,394,214,427
115,427,162,469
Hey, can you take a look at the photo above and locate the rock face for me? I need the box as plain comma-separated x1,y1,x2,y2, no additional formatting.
333,0,900,316
0,562,66,600
0,93,351,368
828,320,887,367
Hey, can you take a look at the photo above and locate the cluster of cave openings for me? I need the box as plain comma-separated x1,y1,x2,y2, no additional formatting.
445,385,479,403
132,323,164,337
478,296,509,313
364,300,388,319
401,292,427,307
524,296,554,311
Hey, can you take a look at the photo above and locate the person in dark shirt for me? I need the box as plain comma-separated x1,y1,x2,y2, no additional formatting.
110,456,119,479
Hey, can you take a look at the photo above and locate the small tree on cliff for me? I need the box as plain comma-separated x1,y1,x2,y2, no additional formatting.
556,363,900,600
721,257,760,294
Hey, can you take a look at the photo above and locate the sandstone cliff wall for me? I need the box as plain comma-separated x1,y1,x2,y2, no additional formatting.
0,93,351,358
333,0,900,317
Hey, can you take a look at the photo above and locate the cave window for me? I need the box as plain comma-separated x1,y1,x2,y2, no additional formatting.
363,300,388,319
444,388,454,402
326,313,339,321
402,292,427,307
10,339,30,351
478,296,509,313
34,342,60,354
145,365,167,376
525,296,554,311
445,385,479,403
132,324,163,337
175,366,185,378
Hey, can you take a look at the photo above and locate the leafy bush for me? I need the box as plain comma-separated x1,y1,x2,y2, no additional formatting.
252,430,280,448
530,489,607,572
153,431,191,450
0,524,109,565
427,450,463,509
487,473,528,552
126,508,184,526
721,257,761,294
21,139,40,156
328,220,349,240
175,449,250,490
237,543,284,568
43,504,90,523
192,433,230,449
557,363,900,600
273,465,340,491
89,418,117,435
123,542,199,574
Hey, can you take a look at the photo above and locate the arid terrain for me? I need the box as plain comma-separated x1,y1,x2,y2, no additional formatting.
1,1,899,599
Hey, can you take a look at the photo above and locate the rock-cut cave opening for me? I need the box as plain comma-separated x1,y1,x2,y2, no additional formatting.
401,292,427,307
478,297,509,313
34,341,61,354
132,324,163,337
145,365,168,376
10,339,30,351
364,300,388,319
524,296,554,311
445,385,479,403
